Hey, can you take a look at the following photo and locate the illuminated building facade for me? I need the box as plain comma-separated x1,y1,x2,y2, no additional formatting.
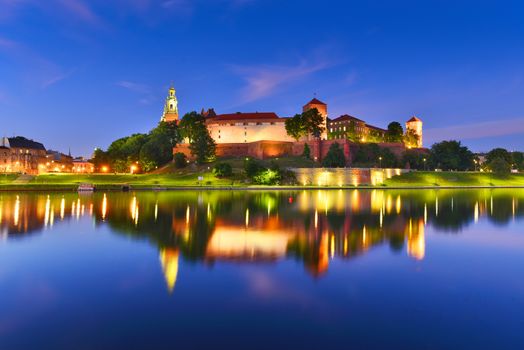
0,136,47,174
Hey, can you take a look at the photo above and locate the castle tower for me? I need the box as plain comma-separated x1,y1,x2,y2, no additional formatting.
161,86,179,123
406,116,423,147
303,97,328,140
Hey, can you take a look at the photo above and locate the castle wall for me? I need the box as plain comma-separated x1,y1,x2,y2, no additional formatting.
207,121,295,144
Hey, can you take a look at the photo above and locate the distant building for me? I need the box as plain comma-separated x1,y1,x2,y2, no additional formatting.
0,136,46,174
72,157,94,173
406,116,423,148
161,86,179,123
328,115,387,142
45,150,74,173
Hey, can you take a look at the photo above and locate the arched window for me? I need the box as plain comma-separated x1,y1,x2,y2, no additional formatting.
170,104,173,110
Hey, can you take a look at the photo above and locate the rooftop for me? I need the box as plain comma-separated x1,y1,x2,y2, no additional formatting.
330,114,365,123
209,112,281,121
7,136,46,151
407,116,422,123
305,98,327,106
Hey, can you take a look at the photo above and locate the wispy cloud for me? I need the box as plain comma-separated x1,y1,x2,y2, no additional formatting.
426,117,524,143
0,36,73,89
231,59,333,103
57,0,104,26
116,80,155,104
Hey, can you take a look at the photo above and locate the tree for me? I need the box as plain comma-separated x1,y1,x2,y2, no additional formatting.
404,129,420,148
486,148,512,165
302,143,311,159
302,108,325,138
322,142,346,167
285,108,325,140
386,122,404,143
173,152,188,168
379,148,398,168
139,138,164,172
430,140,474,171
189,125,216,164
244,158,264,178
488,157,511,174
402,150,427,170
354,143,380,165
178,111,206,141
285,114,306,141
511,152,524,171
213,162,233,178
92,148,110,171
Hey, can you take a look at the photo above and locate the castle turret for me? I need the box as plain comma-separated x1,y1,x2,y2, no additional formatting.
406,116,423,147
303,97,328,140
161,86,179,123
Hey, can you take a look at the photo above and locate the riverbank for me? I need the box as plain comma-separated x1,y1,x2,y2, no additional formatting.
1,171,524,191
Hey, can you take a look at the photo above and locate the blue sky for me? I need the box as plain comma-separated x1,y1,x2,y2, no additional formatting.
1,0,524,156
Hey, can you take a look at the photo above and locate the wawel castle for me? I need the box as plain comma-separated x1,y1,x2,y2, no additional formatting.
162,86,423,162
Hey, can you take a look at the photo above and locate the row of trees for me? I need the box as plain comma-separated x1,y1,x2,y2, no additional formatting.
313,139,522,174
93,112,216,173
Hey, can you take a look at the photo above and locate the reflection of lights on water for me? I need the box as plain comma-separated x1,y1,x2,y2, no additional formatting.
386,195,392,214
185,205,190,224
330,235,335,259
154,202,158,222
424,203,427,225
435,197,439,217
44,195,50,227
451,197,454,212
60,197,65,220
76,198,81,220
130,197,139,225
513,198,516,219
102,194,107,220
474,202,479,223
362,226,366,244
344,235,348,255
490,196,493,216
314,210,318,229
379,208,383,228
14,195,20,226
245,208,249,227
395,195,401,214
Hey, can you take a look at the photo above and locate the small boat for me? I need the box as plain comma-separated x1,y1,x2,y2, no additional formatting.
78,183,95,192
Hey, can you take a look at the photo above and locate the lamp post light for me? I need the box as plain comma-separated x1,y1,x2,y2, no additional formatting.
423,158,427,171
379,156,382,168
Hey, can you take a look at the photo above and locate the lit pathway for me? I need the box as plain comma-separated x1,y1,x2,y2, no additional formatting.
12,174,34,184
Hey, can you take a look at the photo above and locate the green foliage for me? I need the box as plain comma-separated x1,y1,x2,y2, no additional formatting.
178,112,206,141
213,162,233,178
92,148,110,171
285,108,325,140
188,124,216,164
511,152,524,170
401,150,428,170
244,158,264,178
173,152,188,168
112,159,129,173
285,114,305,141
403,129,420,147
302,108,325,138
486,148,512,164
379,148,398,168
322,142,346,168
253,169,282,185
386,122,404,143
430,140,474,171
488,157,511,174
302,143,311,159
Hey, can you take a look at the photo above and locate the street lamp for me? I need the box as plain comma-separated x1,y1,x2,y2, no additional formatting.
379,156,382,168
423,158,427,171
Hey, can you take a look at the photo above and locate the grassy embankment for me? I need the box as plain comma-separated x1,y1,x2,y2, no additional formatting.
1,157,524,190
383,171,524,187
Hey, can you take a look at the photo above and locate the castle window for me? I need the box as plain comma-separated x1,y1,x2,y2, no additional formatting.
270,122,275,125
256,122,262,125
170,104,173,109
243,122,248,126
230,123,235,126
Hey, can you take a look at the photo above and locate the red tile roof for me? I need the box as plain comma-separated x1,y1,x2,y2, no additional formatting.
305,98,326,106
209,112,281,121
330,114,365,123
407,116,422,122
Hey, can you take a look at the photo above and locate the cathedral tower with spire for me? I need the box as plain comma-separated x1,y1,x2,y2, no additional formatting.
161,85,179,123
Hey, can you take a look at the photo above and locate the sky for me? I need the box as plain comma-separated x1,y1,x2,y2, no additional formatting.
1,0,524,156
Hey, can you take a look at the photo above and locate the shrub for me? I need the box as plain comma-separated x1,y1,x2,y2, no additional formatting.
253,169,282,185
488,157,511,174
244,158,264,177
173,152,188,168
213,162,233,178
322,143,346,168
302,143,311,159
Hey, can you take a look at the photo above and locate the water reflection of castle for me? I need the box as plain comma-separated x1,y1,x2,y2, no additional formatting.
0,190,522,293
